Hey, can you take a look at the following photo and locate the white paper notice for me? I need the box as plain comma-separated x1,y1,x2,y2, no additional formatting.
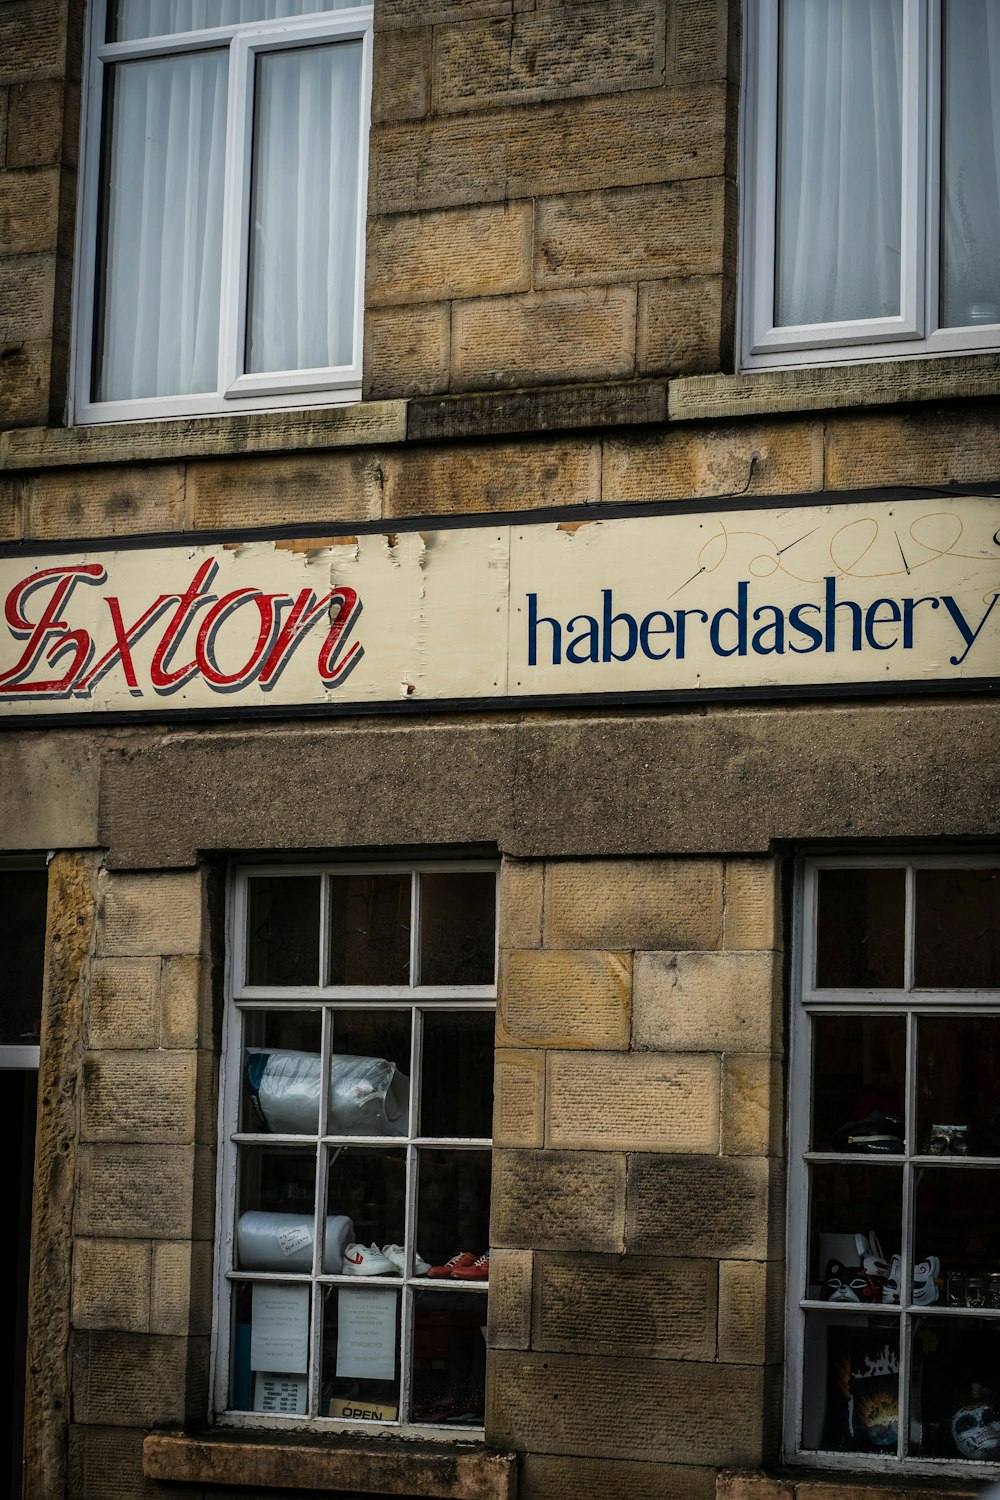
253,1373,308,1414
336,1288,397,1381
250,1283,309,1373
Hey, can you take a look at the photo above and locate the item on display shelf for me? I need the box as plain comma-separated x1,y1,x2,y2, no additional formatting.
341,1243,396,1276
382,1243,430,1276
830,1109,905,1154
966,1275,989,1309
924,1123,971,1156
246,1049,410,1137
820,1260,885,1304
951,1386,1000,1461
882,1255,901,1305
426,1251,489,1280
912,1255,942,1305
237,1211,354,1273
824,1329,900,1453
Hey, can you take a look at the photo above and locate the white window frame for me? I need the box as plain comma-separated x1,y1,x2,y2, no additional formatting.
740,0,1000,370
785,852,1000,1478
71,1,373,425
211,861,498,1439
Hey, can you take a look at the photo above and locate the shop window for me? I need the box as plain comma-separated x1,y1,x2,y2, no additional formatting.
74,0,372,424
215,863,497,1434
787,857,1000,1475
741,0,1000,370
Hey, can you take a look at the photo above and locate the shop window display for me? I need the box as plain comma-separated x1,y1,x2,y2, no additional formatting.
216,864,496,1433
787,859,1000,1474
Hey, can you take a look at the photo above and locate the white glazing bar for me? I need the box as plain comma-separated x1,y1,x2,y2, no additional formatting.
402,1004,422,1422
318,873,331,988
904,863,916,992
898,1008,918,1454
410,873,421,987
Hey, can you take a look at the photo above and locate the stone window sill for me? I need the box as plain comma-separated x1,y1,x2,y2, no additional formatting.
1,353,998,473
718,1468,979,1500
143,1430,517,1497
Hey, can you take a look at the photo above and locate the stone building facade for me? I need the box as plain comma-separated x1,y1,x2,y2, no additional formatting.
0,1,998,1498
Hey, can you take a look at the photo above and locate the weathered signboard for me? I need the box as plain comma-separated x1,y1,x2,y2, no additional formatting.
1,493,997,720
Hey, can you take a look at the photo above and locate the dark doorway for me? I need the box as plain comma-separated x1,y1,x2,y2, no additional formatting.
1,1072,38,1497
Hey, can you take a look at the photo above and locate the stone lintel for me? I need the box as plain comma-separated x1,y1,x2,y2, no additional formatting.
406,380,667,442
143,1431,517,1498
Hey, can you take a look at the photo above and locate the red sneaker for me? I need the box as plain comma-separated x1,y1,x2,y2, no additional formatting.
426,1251,478,1279
455,1252,489,1281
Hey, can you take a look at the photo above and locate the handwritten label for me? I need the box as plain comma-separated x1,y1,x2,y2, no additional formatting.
277,1224,312,1257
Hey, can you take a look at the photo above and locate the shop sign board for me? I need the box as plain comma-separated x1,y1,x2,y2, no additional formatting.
0,492,997,721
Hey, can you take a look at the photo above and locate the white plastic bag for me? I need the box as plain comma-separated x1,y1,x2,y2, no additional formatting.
237,1210,355,1272
246,1049,409,1136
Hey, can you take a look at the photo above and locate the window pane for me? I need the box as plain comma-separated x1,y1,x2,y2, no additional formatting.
811,1014,906,1154
329,873,411,986
910,1315,1000,1460
808,1162,902,1300
322,1285,400,1420
110,0,356,41
940,0,1000,329
419,873,496,986
774,0,903,326
417,1149,491,1272
915,868,1000,988
240,1008,322,1133
815,868,905,989
918,1016,1000,1158
327,1146,406,1254
420,1011,494,1140
328,1011,412,1138
246,875,321,986
801,1311,900,1455
914,1165,1000,1304
412,1289,487,1427
236,1145,328,1271
94,52,226,401
246,42,362,374
0,869,47,1046
230,1280,312,1414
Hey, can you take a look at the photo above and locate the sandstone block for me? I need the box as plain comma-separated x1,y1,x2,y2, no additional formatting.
185,450,382,531
520,1455,716,1500
68,1424,162,1500
487,1350,764,1465
0,337,51,427
72,1239,150,1333
0,250,56,342
25,463,185,541
825,403,1000,489
368,202,531,306
159,954,207,1049
493,1048,545,1147
0,164,60,253
499,950,630,1050
725,859,783,951
491,1148,626,1252
195,1049,219,1146
547,1050,719,1152
718,1259,783,1365
381,436,601,517
486,1248,533,1350
716,1474,794,1500
77,1145,200,1240
498,858,544,949
627,1154,776,1259
376,0,509,28
363,301,450,399
0,730,100,848
669,0,732,80
98,870,204,958
543,858,723,951
88,958,159,1050
371,25,431,121
72,1332,190,1428
0,1,66,85
632,950,778,1052
533,1252,716,1360
604,419,825,503
452,287,636,391
82,1051,198,1144
722,1055,783,1157
150,1240,213,1337
536,180,723,289
7,78,65,166
638,274,726,375
433,1,665,113
0,476,22,541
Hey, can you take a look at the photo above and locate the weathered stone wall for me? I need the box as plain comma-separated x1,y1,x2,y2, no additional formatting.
487,855,784,1497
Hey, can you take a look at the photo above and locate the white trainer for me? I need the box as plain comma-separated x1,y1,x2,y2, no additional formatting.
341,1242,395,1276
382,1243,430,1276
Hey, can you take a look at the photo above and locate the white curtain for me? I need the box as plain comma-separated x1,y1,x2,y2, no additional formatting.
245,41,362,373
774,0,903,327
95,50,227,401
941,0,1000,327
111,0,352,43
